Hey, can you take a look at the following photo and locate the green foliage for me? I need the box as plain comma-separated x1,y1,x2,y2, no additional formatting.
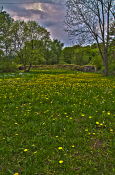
0,9,114,74
58,60,67,64
62,47,75,64
62,45,99,66
45,39,64,65
0,49,4,58
91,43,98,49
108,43,115,71
0,8,14,57
92,55,103,70
0,58,18,72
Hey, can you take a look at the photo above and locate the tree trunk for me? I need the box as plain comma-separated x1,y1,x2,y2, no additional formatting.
104,52,108,76
24,64,27,72
26,63,32,72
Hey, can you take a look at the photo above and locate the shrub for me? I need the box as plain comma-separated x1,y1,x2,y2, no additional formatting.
0,58,18,72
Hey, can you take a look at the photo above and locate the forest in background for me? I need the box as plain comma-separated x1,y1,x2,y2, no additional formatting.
0,8,115,74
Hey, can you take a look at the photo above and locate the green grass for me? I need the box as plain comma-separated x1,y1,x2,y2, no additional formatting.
0,69,115,175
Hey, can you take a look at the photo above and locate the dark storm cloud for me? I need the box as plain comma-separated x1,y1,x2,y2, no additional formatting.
6,5,47,19
0,0,71,46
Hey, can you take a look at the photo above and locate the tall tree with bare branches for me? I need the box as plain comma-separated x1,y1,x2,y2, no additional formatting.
64,0,115,76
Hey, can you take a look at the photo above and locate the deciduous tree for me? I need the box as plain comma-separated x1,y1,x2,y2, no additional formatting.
65,0,114,76
11,20,50,72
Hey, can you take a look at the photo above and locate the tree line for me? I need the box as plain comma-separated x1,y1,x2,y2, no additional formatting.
0,6,115,75
0,7,64,72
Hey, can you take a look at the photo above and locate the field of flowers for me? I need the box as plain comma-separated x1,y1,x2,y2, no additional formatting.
0,69,115,175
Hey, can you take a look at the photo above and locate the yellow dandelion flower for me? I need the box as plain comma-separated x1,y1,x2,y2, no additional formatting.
100,123,103,126
34,151,37,154
56,136,58,138
66,116,68,117
107,112,110,115
81,114,84,116
24,149,28,152
64,112,67,114
110,129,113,132
89,116,92,118
42,122,45,125
72,145,75,147
85,129,88,131
3,138,5,139
58,147,62,150
15,134,18,136
14,173,19,175
70,117,72,119
59,160,63,164
93,133,95,135
88,132,90,135
96,122,99,124
15,123,18,125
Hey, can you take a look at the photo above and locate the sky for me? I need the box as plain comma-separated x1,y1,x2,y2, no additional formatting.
0,0,72,47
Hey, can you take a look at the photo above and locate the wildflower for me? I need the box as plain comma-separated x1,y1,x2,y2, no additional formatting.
15,134,18,136
15,123,18,125
81,114,84,116
24,149,28,152
14,173,19,175
42,122,45,125
89,116,92,118
56,136,58,138
66,116,68,117
107,112,110,115
85,129,88,131
88,132,90,135
59,160,63,164
72,145,75,147
93,133,95,135
34,151,37,154
58,147,62,150
100,123,103,126
3,138,5,139
70,117,72,119
110,129,113,132
96,122,99,125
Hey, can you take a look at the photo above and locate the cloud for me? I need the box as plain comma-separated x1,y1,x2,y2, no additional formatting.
1,0,71,46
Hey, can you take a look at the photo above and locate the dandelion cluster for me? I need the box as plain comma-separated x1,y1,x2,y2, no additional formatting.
1,70,115,174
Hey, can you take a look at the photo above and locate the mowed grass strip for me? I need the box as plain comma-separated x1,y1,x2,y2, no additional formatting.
0,69,115,175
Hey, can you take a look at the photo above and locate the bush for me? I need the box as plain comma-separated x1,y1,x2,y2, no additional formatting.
58,60,67,64
0,59,18,72
92,55,103,70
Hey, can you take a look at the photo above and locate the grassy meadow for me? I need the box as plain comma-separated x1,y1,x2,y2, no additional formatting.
0,69,115,175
